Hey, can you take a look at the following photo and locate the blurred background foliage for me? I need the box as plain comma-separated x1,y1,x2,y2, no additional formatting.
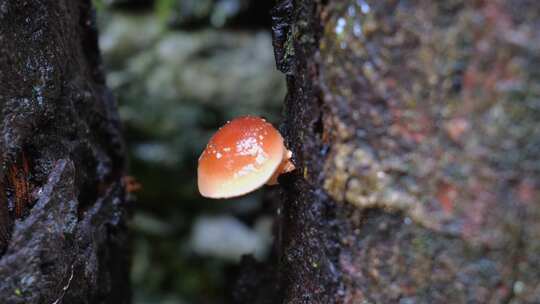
94,0,285,303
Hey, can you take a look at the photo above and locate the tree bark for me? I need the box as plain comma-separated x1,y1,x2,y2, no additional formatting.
0,1,130,303
237,0,540,303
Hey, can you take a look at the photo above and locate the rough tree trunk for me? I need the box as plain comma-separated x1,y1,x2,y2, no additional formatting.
0,1,130,303
238,0,540,303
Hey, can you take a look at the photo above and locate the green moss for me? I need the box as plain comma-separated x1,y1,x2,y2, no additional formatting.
155,0,177,22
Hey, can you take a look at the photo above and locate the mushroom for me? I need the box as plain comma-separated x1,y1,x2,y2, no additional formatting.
198,116,295,199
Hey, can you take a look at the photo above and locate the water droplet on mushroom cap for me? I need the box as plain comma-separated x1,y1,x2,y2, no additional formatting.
198,116,294,199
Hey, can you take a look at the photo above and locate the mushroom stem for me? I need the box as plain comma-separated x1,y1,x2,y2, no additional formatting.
267,149,295,185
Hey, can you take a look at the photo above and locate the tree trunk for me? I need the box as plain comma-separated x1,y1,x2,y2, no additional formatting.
0,1,130,303
237,0,540,303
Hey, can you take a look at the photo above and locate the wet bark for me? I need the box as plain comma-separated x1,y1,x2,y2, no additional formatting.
238,0,540,303
0,1,130,303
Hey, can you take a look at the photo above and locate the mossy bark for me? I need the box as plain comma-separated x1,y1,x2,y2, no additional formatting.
0,1,130,303
238,0,540,303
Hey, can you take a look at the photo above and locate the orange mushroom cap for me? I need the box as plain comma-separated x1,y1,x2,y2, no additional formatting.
198,116,294,199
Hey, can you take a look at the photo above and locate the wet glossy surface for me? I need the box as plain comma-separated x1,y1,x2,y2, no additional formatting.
198,116,285,198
